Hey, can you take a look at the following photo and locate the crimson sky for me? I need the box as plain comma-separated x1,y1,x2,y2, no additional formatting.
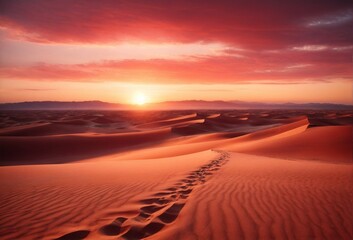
0,0,352,104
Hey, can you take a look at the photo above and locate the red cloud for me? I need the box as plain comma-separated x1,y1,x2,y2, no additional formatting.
0,0,352,49
1,48,351,84
0,1,351,85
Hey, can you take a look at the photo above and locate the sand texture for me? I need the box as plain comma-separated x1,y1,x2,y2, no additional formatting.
0,110,352,239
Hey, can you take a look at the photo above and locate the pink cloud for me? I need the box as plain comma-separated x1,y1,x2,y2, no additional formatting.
1,47,351,84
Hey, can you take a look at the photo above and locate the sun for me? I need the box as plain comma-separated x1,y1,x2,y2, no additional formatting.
133,92,147,105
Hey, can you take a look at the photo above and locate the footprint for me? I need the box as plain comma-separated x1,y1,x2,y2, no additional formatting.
99,217,127,236
158,203,185,224
153,191,173,196
55,230,90,240
122,222,164,239
179,189,192,195
134,211,151,222
140,198,171,205
180,194,188,199
143,222,165,237
100,224,122,236
121,226,144,239
115,217,128,224
140,198,158,204
140,205,165,214
54,151,230,240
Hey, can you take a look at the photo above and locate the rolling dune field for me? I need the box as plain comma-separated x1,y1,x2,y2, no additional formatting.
0,110,352,240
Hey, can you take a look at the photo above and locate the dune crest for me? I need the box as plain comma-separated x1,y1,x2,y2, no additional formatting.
224,125,352,163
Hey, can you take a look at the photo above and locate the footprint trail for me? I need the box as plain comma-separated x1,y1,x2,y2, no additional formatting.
55,150,230,240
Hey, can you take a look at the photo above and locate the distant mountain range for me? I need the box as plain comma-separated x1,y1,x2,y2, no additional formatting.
0,101,125,110
151,100,353,110
0,100,352,110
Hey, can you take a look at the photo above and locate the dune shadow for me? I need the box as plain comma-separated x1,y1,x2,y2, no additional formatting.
55,230,90,240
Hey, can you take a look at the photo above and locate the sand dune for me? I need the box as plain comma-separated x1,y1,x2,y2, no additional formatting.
0,110,352,239
135,113,199,128
114,116,309,161
224,125,352,163
0,112,307,165
0,151,220,240
160,153,353,240
0,122,89,136
0,128,173,165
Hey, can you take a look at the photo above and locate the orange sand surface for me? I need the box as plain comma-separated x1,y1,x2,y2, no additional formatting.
0,110,352,239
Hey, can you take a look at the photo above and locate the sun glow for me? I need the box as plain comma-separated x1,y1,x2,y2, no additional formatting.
133,92,147,105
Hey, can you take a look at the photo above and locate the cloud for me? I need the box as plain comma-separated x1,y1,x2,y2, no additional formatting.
1,46,351,84
0,38,228,66
17,88,56,91
0,0,352,49
0,0,351,86
306,9,353,27
292,45,329,52
291,44,353,52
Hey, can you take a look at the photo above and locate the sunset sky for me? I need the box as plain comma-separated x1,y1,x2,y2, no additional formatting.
0,0,352,104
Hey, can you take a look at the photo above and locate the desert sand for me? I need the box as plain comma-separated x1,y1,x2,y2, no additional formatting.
0,110,352,240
